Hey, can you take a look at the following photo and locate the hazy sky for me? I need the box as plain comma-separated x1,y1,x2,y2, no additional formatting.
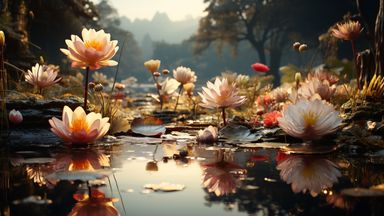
107,0,207,21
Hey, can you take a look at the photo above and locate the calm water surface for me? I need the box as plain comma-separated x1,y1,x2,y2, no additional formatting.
2,136,384,216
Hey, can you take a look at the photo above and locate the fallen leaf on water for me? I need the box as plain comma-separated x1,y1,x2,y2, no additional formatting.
131,117,166,137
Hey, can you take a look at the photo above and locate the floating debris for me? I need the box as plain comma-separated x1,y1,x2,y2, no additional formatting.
13,196,52,205
144,182,186,192
264,177,277,182
243,185,259,190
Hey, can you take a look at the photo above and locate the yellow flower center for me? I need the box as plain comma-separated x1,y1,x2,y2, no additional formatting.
71,118,89,133
84,40,104,51
303,111,318,127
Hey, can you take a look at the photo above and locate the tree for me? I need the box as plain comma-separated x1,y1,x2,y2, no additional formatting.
194,0,354,86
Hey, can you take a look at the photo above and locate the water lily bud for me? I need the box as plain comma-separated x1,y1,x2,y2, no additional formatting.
295,72,301,88
145,161,158,172
9,109,23,124
144,59,161,73
39,56,45,65
293,42,301,50
298,44,308,52
0,31,5,47
162,69,169,75
183,83,195,96
153,71,161,77
94,83,104,92
88,82,95,90
115,83,125,91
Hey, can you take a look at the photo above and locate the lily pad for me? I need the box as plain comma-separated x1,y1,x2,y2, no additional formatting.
219,124,261,143
13,196,52,205
144,182,186,192
131,117,166,137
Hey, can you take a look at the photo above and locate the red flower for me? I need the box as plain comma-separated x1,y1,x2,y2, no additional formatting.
263,111,282,128
251,63,270,73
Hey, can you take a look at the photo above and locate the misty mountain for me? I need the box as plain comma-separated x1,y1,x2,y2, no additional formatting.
120,12,199,45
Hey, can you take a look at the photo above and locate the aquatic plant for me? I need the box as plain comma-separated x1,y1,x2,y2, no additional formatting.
298,78,336,101
173,66,197,110
332,20,362,89
360,74,384,98
8,109,22,124
196,125,218,144
277,155,341,197
61,28,119,109
155,77,180,105
199,78,247,125
130,117,166,137
278,99,342,140
25,63,61,94
49,106,110,144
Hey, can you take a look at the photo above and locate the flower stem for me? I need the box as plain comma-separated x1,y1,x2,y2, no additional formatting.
221,107,227,126
174,85,183,111
84,66,90,111
152,75,162,110
351,40,361,90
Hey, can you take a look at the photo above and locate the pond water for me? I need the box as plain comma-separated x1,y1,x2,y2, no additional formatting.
2,135,384,216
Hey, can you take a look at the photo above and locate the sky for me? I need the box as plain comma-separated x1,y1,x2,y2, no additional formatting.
106,0,207,21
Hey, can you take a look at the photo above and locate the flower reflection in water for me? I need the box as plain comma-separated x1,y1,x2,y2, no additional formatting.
276,154,341,196
197,147,247,196
54,149,110,172
69,189,120,216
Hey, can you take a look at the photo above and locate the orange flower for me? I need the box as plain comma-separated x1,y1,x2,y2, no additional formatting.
144,59,161,73
49,106,110,144
61,28,119,70
331,20,362,41
263,111,282,128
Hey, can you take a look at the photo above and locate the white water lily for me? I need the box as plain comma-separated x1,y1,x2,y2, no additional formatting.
299,78,336,101
49,106,110,144
61,28,118,70
173,66,197,85
278,99,342,140
25,63,61,90
277,156,341,196
199,77,246,109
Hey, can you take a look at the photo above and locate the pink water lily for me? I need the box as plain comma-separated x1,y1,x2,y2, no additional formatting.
49,106,110,144
61,28,119,70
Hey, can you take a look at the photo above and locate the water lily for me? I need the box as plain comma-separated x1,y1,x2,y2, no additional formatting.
61,28,119,109
25,63,61,92
199,78,247,125
49,106,110,144
144,59,161,73
278,99,342,140
277,155,341,196
9,109,23,124
299,78,336,101
251,63,270,73
60,28,118,70
173,66,197,85
196,126,218,144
